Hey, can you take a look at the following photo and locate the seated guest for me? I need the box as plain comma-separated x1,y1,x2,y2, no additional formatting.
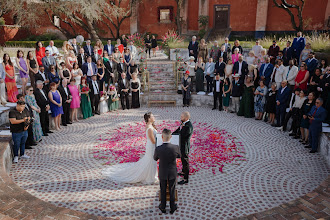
259,57,274,87
9,100,31,163
254,80,267,120
265,83,278,125
89,75,101,115
273,80,291,127
46,40,60,58
83,40,94,57
82,56,98,82
77,48,87,68
218,45,228,64
215,56,226,76
48,82,64,130
107,85,119,111
181,71,191,107
300,92,316,145
80,76,93,119
195,57,205,92
222,77,232,112
294,62,309,91
307,98,327,153
232,55,248,83
212,74,224,111
237,75,255,118
271,59,285,89
34,80,51,136
130,72,141,108
58,78,72,126
42,50,56,73
230,74,243,113
304,52,318,77
104,39,114,55
35,66,49,91
188,36,199,61
71,38,80,56
268,40,280,65
118,72,130,110
204,58,215,93
283,59,298,91
283,41,293,66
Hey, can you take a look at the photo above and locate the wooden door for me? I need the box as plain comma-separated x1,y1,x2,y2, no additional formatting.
214,5,229,29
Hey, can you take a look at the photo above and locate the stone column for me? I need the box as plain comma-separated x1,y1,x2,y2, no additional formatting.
181,0,189,34
198,0,209,30
255,0,269,39
130,0,139,34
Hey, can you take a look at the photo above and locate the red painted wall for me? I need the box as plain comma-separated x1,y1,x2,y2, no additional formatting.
187,0,199,31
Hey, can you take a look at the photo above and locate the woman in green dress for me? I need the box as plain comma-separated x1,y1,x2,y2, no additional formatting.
194,57,205,92
107,85,119,111
222,77,232,112
237,76,255,118
80,76,93,119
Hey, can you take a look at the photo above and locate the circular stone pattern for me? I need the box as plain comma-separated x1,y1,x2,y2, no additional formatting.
9,107,330,219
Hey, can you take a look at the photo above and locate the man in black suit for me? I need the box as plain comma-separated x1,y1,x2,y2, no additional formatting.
154,129,181,214
274,80,291,127
83,40,94,57
215,56,226,76
188,36,198,61
282,41,293,66
34,66,49,92
58,78,72,126
71,38,80,56
218,45,228,64
117,72,130,110
173,111,193,185
232,55,248,83
212,74,223,111
117,57,127,76
77,48,87,68
89,75,100,115
34,80,52,136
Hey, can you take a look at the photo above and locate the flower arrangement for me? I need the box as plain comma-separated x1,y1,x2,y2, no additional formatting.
161,29,183,46
127,33,145,48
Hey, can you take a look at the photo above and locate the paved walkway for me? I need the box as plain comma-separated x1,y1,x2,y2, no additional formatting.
8,107,329,219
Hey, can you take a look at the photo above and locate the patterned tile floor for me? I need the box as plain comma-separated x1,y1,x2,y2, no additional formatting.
9,107,330,219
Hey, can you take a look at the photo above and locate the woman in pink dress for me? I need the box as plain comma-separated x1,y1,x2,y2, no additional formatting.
68,78,80,122
231,48,241,63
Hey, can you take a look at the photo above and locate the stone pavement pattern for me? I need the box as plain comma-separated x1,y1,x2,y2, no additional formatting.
8,107,330,219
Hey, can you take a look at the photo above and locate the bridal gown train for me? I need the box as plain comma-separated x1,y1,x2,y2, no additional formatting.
102,127,158,184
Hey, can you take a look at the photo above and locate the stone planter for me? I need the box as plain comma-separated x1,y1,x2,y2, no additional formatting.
170,48,189,61
0,25,20,46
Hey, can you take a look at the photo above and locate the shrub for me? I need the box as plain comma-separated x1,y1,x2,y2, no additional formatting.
0,17,5,25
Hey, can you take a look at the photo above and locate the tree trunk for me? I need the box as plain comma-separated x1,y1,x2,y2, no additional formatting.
86,20,100,41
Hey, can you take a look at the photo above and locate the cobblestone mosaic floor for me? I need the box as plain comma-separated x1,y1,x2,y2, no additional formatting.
9,107,330,219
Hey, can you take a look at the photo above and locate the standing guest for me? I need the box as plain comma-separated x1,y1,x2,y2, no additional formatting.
95,40,104,57
222,77,232,112
27,51,39,89
118,72,130,110
256,48,268,70
246,50,256,65
127,41,137,60
283,41,293,66
232,55,248,83
299,43,312,65
82,56,97,82
104,39,114,55
212,74,223,111
117,57,127,78
107,85,119,111
286,90,306,136
151,35,158,57
204,57,215,93
83,40,94,57
319,59,327,73
68,79,80,122
46,40,60,58
58,78,72,126
89,75,101,115
268,40,280,65
80,76,93,119
103,52,114,85
145,35,152,58
181,71,191,107
307,98,327,153
230,74,243,113
3,54,18,103
188,36,199,61
265,83,278,125
274,80,291,127
283,59,299,91
121,34,128,48
115,39,124,55
128,60,138,77
252,39,263,58
124,48,132,72
198,39,208,61
71,63,83,87
271,59,285,89
92,47,100,63
58,62,71,82
185,56,196,83
0,64,7,106
309,68,322,97
231,48,241,64
113,47,122,64
48,82,63,130
195,57,205,92
77,48,87,68
9,100,30,163
232,40,243,55
48,65,60,85
248,64,258,83
25,86,43,142
294,62,309,91
225,59,233,81
300,92,315,145
35,41,46,66
16,50,29,95
259,57,274,87
237,76,255,118
99,91,109,114
107,54,118,83
277,51,284,63
281,88,301,132
35,66,49,92
71,38,80,56
42,50,56,73
291,31,306,60
130,72,141,108
96,59,105,92
254,80,267,120
218,45,228,63
304,52,318,77
215,56,226,77
222,37,231,54
34,80,51,135
66,51,77,71
62,41,73,58
320,69,330,123
209,41,220,61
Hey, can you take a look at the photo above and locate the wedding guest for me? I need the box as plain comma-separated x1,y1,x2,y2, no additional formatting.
27,51,39,89
232,55,248,83
42,50,56,73
58,62,71,82
128,60,138,78
71,38,80,56
3,53,18,103
271,59,285,89
16,50,29,95
230,74,243,113
300,92,315,145
284,59,299,91
252,39,263,58
283,41,293,66
204,57,215,93
0,64,7,106
286,90,306,137
309,68,322,97
124,48,132,73
82,56,97,82
304,52,318,77
307,98,327,153
237,76,255,118
118,72,130,110
281,88,300,131
222,77,232,112
34,80,51,135
68,79,80,122
71,63,83,87
246,50,256,65
274,80,291,127
265,83,277,125
198,39,208,61
145,35,152,58
58,78,72,126
268,40,280,65
248,64,258,83
209,41,220,61
222,37,231,54
99,91,109,114
66,50,77,71
215,56,226,77
225,59,233,81
9,100,30,163
259,57,274,87
130,72,141,108
48,65,60,85
35,66,49,91
77,48,87,68
128,41,137,60
185,56,196,83
96,59,105,92
108,85,119,111
25,86,43,142
256,48,268,70
320,68,330,123
80,76,93,119
212,74,223,111
121,34,128,48
291,31,306,59
299,43,312,65
104,39,114,55
115,38,124,54
254,80,267,120
188,36,199,61
319,59,327,73
117,57,127,78
295,62,309,90
95,40,104,57
232,40,243,54
218,45,228,63
151,35,158,57
46,40,60,58
89,75,101,115
92,47,100,63
62,41,73,58
231,48,241,63
195,57,205,92
35,41,46,66
103,52,114,85
113,47,122,64
83,40,94,57
182,71,191,107
48,82,63,130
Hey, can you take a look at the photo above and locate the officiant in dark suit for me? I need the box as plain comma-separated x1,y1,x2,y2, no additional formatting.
117,72,130,110
154,129,181,214
173,111,193,185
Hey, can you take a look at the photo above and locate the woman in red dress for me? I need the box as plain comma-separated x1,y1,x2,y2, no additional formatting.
115,39,124,55
294,62,309,91
3,54,18,103
95,40,103,57
35,41,46,66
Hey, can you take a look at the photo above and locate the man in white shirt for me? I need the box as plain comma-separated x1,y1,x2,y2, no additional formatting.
128,41,137,60
0,64,7,106
212,74,223,111
46,41,59,58
271,59,285,89
252,39,263,58
284,59,298,91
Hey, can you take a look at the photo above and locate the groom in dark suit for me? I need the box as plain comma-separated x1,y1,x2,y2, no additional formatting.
173,111,193,185
154,129,181,214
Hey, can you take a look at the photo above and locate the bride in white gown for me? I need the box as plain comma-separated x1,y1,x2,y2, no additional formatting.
102,112,158,184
